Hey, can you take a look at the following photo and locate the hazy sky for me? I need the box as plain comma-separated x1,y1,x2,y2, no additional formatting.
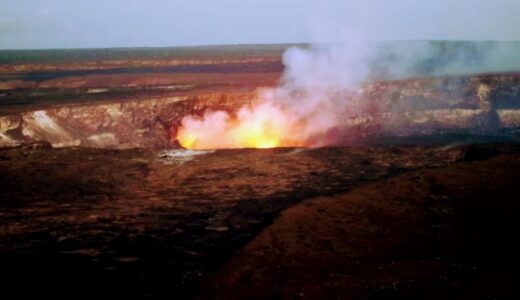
1,0,519,49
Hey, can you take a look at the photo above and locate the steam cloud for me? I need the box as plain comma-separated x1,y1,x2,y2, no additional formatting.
177,1,520,149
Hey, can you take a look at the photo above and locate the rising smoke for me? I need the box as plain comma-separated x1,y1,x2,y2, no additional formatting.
176,1,520,149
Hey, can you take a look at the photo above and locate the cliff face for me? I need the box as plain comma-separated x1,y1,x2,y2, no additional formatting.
341,73,520,137
364,73,520,110
1,73,519,149
0,92,254,149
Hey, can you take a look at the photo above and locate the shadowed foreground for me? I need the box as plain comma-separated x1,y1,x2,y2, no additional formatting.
1,142,519,299
0,141,499,299
200,154,520,300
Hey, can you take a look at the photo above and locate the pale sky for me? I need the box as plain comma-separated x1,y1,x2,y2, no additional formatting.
1,0,519,49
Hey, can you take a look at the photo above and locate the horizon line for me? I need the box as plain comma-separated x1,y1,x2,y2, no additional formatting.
2,39,520,52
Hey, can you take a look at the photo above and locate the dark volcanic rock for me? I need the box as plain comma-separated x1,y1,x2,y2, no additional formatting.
2,143,510,299
199,154,520,300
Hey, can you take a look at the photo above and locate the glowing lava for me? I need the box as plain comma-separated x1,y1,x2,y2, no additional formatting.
177,102,299,149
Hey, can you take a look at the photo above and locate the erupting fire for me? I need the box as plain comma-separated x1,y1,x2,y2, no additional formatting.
177,102,301,149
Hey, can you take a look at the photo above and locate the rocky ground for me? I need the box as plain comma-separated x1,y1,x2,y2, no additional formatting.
199,152,520,300
1,45,520,299
0,141,519,299
2,45,520,149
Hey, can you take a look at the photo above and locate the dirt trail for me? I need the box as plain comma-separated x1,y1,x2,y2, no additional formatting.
200,154,520,300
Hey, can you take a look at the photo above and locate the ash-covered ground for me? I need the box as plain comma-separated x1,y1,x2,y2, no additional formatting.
1,44,520,299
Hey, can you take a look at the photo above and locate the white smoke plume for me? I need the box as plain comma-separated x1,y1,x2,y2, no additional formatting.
177,1,520,149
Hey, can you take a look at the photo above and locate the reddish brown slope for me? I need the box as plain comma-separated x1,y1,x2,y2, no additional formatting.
200,154,520,300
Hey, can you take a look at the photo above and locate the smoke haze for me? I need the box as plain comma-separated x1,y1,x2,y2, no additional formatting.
176,1,520,149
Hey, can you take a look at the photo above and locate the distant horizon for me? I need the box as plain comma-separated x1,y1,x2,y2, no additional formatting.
2,39,520,52
2,1,519,50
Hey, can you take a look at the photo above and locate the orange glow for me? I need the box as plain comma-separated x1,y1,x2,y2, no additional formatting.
232,121,281,148
178,133,197,149
176,102,300,149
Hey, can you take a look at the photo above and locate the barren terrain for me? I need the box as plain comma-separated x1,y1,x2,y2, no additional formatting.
1,45,520,299
199,152,520,300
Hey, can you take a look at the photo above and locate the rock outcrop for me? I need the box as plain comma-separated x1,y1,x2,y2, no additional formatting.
1,73,519,149
0,92,254,149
